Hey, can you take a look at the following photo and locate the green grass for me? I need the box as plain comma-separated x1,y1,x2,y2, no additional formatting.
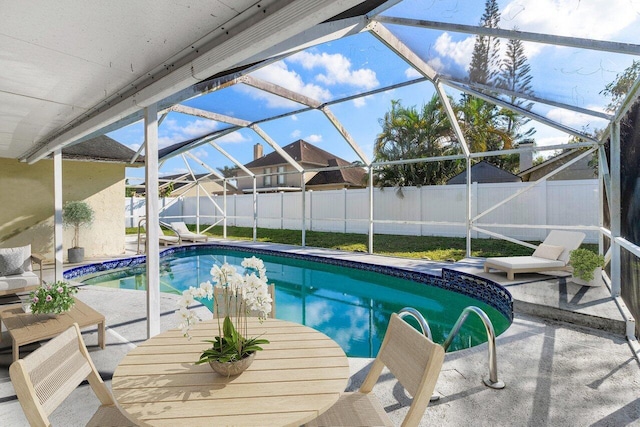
127,225,598,261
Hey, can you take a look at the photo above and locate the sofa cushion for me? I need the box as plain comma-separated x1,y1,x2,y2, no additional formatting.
0,271,40,292
0,245,31,276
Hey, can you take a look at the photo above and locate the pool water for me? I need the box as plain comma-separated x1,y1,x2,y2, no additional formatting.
80,247,511,357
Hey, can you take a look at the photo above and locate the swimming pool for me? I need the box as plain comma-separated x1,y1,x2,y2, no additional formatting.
68,244,513,357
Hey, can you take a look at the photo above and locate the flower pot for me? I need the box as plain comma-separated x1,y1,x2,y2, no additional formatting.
209,352,256,376
68,247,85,263
572,266,603,287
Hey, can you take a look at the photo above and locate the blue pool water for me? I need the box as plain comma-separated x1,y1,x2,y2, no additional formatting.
76,245,512,357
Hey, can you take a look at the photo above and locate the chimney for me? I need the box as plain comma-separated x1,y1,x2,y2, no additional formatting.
253,143,263,160
519,142,534,172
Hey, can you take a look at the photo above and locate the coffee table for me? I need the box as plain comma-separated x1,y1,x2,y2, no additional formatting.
0,298,105,361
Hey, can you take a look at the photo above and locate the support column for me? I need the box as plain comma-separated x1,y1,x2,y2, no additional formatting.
301,176,306,247
196,185,201,233
53,150,63,282
466,157,472,257
223,180,228,239
144,104,160,338
611,121,621,296
252,176,257,241
369,167,374,254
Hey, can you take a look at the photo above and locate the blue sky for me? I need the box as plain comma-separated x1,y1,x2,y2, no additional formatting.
110,0,640,182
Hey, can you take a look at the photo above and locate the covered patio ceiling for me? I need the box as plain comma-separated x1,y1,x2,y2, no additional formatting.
3,0,640,167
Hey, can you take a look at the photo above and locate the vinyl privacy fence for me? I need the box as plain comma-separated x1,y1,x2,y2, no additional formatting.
126,179,599,243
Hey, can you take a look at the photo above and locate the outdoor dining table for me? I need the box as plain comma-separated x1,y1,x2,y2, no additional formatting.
111,318,351,426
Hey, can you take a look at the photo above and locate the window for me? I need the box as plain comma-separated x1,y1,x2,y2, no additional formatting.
277,166,286,185
263,168,272,186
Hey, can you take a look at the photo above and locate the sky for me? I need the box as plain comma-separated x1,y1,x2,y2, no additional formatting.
109,0,640,183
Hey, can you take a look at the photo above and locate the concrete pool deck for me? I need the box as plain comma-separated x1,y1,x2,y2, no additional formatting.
1,240,639,426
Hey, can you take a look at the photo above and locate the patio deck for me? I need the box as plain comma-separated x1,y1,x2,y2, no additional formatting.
1,241,638,426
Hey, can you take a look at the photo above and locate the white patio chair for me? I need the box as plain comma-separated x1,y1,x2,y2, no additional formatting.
170,221,208,243
10,323,134,426
306,312,445,427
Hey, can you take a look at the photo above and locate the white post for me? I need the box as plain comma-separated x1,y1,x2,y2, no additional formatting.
281,191,285,230
53,149,63,282
466,157,472,257
252,176,257,241
144,104,161,338
344,188,348,234
610,121,621,296
301,177,306,247
223,180,228,238
369,167,374,254
196,185,201,233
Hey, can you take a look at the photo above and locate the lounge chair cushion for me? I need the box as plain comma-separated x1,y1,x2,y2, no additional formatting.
485,256,565,270
532,243,565,260
0,245,32,276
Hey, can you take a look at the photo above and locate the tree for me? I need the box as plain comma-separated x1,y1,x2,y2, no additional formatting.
218,165,239,178
601,60,640,112
498,32,536,143
468,0,501,86
373,96,461,192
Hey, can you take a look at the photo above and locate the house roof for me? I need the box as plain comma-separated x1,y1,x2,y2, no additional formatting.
447,161,521,185
244,140,353,169
518,149,583,178
306,158,367,187
57,135,143,164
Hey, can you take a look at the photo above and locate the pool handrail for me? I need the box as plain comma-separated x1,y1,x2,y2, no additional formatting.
443,305,505,389
398,307,433,341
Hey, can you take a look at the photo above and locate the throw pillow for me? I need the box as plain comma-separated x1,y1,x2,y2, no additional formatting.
0,245,31,276
532,243,564,261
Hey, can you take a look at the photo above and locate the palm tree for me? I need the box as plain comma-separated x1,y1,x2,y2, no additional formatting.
373,96,461,192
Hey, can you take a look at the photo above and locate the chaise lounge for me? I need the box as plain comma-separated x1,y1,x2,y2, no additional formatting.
170,221,208,243
483,230,586,280
0,244,44,296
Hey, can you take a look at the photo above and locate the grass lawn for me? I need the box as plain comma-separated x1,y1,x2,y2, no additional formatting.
127,225,597,261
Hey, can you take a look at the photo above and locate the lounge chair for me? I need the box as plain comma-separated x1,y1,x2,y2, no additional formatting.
0,244,44,296
484,230,586,280
170,221,208,242
306,312,445,427
138,223,181,247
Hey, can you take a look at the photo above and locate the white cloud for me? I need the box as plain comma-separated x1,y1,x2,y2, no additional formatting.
288,51,379,90
157,118,219,148
248,62,331,107
546,108,598,128
353,97,366,108
427,57,445,73
305,134,323,143
404,67,422,79
180,119,219,137
218,131,251,144
434,33,476,69
502,0,638,41
290,129,301,139
291,114,298,121
192,148,208,159
129,143,141,151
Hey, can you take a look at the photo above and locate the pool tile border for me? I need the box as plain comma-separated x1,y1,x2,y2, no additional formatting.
65,243,513,322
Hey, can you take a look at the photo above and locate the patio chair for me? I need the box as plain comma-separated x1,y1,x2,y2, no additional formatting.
9,323,134,426
170,221,208,243
138,223,181,247
0,244,44,296
306,312,445,427
483,230,586,280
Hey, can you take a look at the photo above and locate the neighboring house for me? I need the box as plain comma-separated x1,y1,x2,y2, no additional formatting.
518,149,597,182
446,161,522,185
131,172,239,197
235,140,367,192
0,135,141,261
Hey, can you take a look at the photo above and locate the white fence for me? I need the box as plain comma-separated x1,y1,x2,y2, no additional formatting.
126,179,599,243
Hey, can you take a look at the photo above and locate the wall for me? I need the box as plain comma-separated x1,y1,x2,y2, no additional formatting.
0,157,126,261
128,179,600,243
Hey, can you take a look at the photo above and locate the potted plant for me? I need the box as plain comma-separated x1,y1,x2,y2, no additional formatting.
25,281,78,315
62,200,95,263
569,248,605,287
177,256,272,376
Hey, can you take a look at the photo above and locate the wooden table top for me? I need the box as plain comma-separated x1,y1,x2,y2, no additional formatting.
112,318,350,427
0,298,104,345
